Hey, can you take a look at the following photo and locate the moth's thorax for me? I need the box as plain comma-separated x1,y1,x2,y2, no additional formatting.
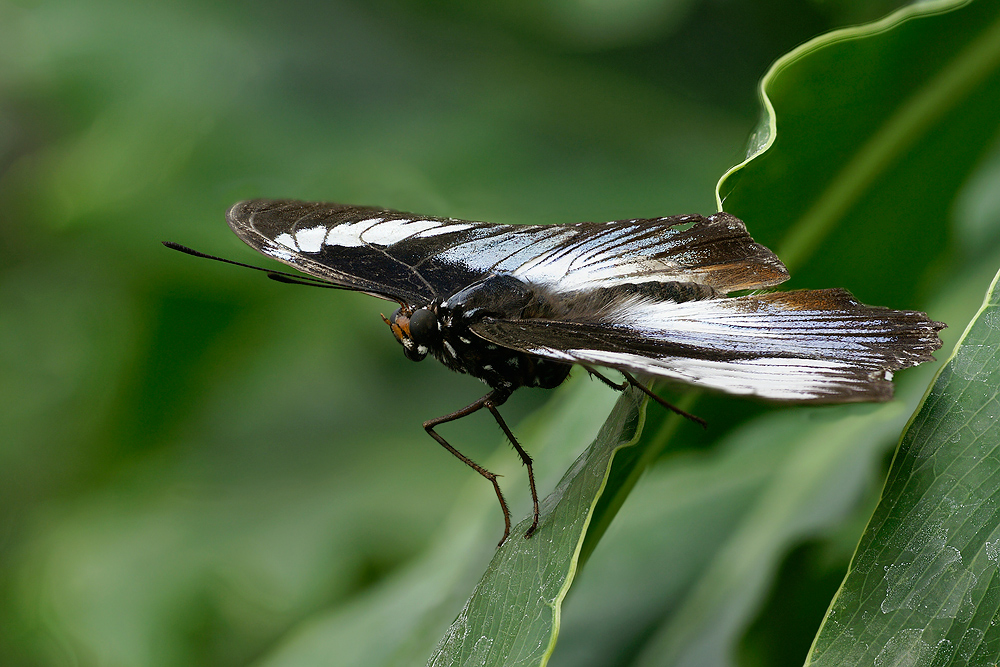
386,276,571,391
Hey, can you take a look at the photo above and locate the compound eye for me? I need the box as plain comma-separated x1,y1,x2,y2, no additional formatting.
408,308,438,346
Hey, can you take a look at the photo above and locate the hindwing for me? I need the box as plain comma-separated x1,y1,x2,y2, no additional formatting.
470,288,944,402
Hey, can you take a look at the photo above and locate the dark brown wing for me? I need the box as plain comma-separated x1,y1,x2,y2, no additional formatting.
227,199,789,304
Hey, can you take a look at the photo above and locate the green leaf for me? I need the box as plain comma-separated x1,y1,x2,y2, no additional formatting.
719,0,1000,288
427,388,646,666
806,269,1000,665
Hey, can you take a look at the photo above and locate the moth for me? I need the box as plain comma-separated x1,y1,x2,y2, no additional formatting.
166,199,944,545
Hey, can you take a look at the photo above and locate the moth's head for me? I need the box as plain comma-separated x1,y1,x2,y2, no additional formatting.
384,305,439,362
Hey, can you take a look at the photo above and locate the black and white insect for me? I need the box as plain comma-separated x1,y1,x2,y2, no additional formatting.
166,199,944,544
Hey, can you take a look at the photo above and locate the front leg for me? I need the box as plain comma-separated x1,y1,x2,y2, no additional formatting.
422,388,539,545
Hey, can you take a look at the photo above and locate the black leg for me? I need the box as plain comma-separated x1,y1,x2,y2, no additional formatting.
586,367,628,391
586,366,707,428
483,398,540,538
423,388,539,545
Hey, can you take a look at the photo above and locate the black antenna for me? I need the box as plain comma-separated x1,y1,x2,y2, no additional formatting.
266,273,342,288
162,242,338,289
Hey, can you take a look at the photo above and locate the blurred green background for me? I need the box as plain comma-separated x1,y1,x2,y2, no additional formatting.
0,0,984,665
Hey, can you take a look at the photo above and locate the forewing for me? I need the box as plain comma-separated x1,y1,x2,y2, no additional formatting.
228,199,493,303
507,211,788,292
470,289,944,402
227,199,790,304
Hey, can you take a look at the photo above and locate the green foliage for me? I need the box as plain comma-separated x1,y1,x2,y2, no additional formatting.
808,270,1000,665
2,0,1000,666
